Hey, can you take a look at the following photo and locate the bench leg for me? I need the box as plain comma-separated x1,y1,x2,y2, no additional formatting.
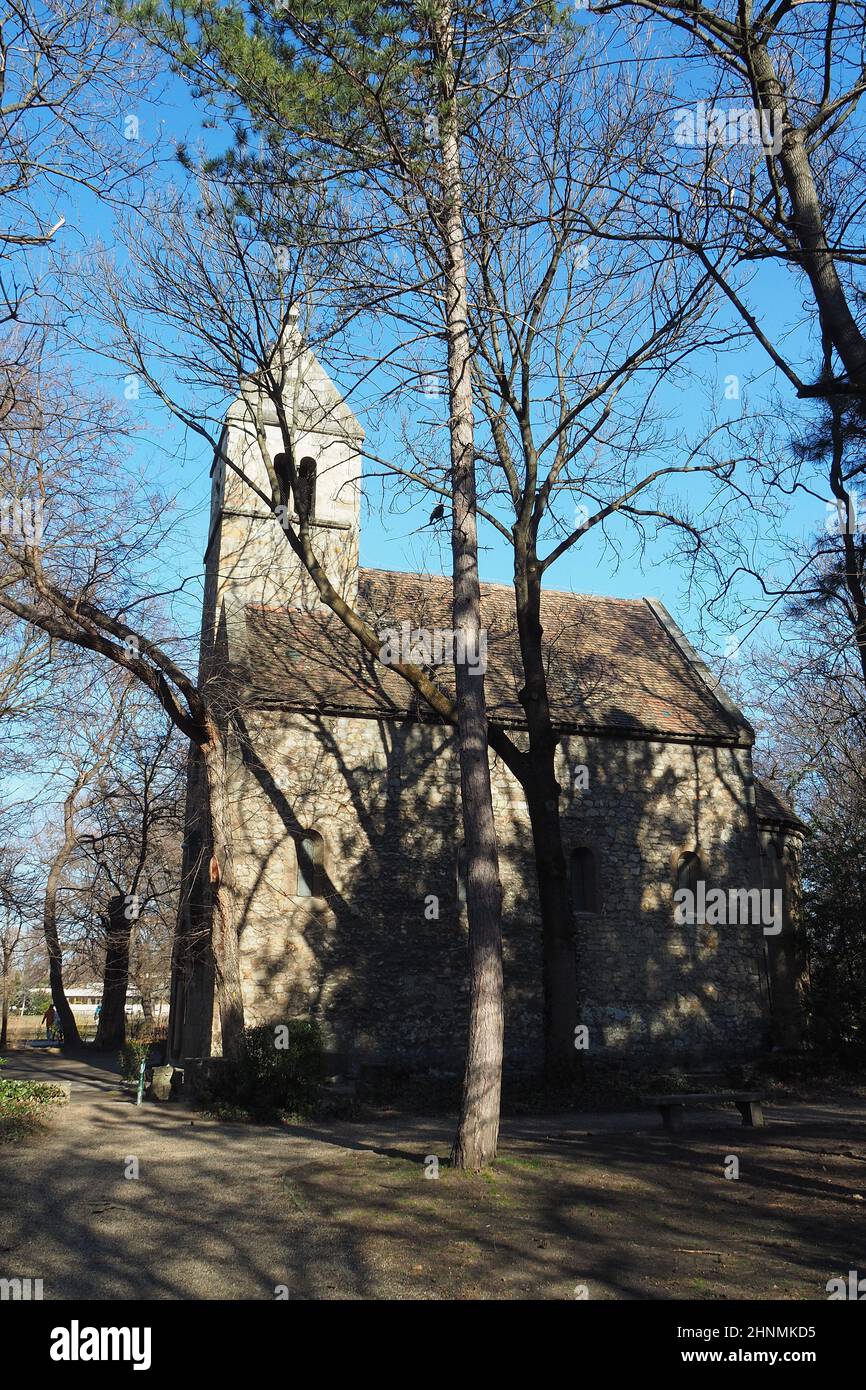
737,1101,764,1128
660,1104,686,1132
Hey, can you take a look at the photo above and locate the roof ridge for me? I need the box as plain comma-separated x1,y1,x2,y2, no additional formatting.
358,566,645,604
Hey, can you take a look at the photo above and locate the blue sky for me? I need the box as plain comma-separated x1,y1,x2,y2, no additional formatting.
42,13,838,678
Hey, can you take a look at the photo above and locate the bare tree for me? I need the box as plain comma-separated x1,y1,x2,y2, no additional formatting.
0,0,156,326
0,844,36,1047
453,34,746,1070
37,690,132,1047
69,710,183,1050
581,4,866,748
596,0,866,400
731,595,866,1047
0,342,250,1059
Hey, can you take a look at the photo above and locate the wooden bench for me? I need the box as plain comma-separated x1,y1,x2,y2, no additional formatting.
641,1091,764,1131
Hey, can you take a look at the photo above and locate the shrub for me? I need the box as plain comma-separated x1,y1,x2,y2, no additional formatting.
119,1020,167,1071
126,1016,167,1043
19,990,51,1017
0,1059,67,1141
198,1020,325,1120
119,1039,152,1082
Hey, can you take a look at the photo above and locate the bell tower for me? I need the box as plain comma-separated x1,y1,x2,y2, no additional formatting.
201,327,364,666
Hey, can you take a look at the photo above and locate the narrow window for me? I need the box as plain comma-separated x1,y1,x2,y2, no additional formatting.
675,851,702,923
675,850,701,897
297,456,317,520
296,831,323,897
456,843,467,908
570,847,598,914
763,839,782,889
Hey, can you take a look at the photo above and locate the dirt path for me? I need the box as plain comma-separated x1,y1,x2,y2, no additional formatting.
2,1051,864,1300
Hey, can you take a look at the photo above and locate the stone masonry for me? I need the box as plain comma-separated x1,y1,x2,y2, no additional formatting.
169,338,806,1073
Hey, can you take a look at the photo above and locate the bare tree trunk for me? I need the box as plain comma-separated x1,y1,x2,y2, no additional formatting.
43,795,82,1048
514,550,578,1079
94,894,131,1051
826,405,866,693
749,43,866,389
524,769,578,1074
0,956,9,1049
169,801,214,1057
432,2,505,1173
200,722,246,1063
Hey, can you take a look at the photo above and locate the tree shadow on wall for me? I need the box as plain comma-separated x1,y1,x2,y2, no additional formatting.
174,580,785,1080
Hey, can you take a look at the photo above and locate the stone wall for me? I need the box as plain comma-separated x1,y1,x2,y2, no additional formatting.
206,709,772,1072
556,734,768,1061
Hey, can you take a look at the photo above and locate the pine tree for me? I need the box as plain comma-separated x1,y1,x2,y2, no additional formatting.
124,0,562,1165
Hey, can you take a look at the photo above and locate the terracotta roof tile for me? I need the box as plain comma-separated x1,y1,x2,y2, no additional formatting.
239,568,749,742
754,778,805,829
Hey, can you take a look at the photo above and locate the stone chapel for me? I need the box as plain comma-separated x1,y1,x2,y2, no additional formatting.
168,337,806,1075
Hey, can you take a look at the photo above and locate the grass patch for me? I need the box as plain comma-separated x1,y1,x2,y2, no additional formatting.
0,1061,66,1142
493,1155,546,1173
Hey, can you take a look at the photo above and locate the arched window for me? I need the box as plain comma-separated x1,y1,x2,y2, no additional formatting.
296,456,317,520
675,851,702,923
296,830,324,898
763,839,782,889
456,843,468,909
675,850,702,895
570,847,598,914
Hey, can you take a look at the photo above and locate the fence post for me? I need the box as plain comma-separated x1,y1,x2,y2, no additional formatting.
136,1057,147,1106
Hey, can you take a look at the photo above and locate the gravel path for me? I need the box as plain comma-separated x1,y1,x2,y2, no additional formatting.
2,1050,864,1300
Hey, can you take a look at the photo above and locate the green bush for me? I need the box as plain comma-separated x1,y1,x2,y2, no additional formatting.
119,1039,152,1082
19,990,51,1017
198,1020,325,1120
0,1059,67,1141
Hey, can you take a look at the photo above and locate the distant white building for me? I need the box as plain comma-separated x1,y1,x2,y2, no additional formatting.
28,984,168,1019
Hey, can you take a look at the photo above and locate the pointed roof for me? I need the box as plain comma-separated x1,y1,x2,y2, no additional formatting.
754,779,806,831
228,315,364,441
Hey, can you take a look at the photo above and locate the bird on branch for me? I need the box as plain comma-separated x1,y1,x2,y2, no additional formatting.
394,501,448,539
